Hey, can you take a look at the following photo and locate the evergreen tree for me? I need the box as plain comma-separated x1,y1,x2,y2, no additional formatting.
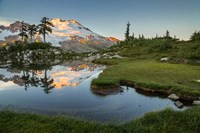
190,31,200,43
174,35,176,39
141,34,145,39
156,34,158,38
139,34,141,39
166,30,170,38
18,21,28,42
196,44,200,56
125,22,130,40
38,17,54,43
40,69,54,94
28,24,38,43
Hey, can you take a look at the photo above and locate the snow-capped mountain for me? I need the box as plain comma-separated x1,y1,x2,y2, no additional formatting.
0,18,119,52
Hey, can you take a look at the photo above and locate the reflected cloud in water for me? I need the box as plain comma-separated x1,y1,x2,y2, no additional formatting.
0,81,16,91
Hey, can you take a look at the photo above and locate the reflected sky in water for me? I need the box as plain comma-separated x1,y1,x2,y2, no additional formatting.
0,61,188,122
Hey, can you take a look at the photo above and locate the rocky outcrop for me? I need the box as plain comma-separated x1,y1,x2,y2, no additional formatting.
83,53,122,62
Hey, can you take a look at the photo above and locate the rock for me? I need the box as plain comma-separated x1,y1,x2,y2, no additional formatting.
193,100,200,105
112,54,122,59
87,53,93,57
160,57,169,62
168,94,179,100
104,54,122,59
174,101,184,108
102,53,108,57
5,46,10,50
76,56,81,60
0,65,9,68
83,56,96,62
29,50,32,55
54,51,61,55
96,54,101,59
196,80,200,83
6,60,12,64
108,56,113,59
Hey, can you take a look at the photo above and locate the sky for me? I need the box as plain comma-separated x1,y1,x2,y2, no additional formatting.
0,0,200,40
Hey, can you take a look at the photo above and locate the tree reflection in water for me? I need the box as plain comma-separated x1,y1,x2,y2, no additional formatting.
30,70,40,88
21,69,55,94
4,62,55,94
21,70,31,91
40,69,54,94
0,60,102,94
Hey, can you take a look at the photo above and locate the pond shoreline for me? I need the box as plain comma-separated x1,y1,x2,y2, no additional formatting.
91,59,200,104
91,80,199,102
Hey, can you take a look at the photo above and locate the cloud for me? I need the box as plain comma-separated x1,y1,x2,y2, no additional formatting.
0,17,16,26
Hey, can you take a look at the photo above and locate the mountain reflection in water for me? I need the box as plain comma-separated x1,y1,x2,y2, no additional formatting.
0,61,104,93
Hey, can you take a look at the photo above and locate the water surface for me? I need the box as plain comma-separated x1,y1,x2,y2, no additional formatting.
0,61,187,122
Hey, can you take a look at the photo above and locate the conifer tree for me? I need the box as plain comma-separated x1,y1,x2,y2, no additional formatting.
28,24,38,43
125,22,130,40
166,30,170,38
18,21,28,42
38,17,54,43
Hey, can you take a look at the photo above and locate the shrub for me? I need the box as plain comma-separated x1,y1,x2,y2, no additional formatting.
188,43,200,59
190,31,200,42
196,44,200,55
25,42,52,50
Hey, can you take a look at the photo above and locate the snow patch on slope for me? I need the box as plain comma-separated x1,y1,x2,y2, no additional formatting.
46,18,102,46
0,18,119,52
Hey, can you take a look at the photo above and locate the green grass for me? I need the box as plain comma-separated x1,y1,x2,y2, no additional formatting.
1,107,200,133
92,59,200,99
103,40,200,62
92,40,200,99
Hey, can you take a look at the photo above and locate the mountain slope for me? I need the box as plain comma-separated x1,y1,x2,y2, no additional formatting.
0,18,119,52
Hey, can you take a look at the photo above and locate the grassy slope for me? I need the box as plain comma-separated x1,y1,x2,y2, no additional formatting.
92,59,200,98
1,107,200,133
92,41,200,99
